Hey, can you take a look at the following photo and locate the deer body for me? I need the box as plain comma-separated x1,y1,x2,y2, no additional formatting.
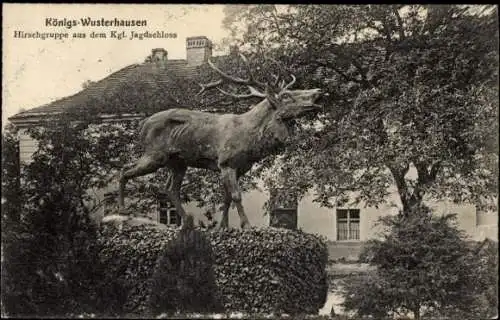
118,53,322,229
139,99,287,170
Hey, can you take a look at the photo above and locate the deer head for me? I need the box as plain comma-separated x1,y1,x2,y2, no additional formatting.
198,53,323,135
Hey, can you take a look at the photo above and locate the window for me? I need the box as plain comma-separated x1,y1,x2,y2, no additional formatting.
167,208,181,226
336,209,360,241
158,198,181,226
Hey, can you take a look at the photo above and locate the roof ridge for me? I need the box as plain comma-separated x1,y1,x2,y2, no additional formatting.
8,55,230,122
14,63,144,115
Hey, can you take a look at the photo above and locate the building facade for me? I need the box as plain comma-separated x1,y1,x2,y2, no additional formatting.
8,36,497,259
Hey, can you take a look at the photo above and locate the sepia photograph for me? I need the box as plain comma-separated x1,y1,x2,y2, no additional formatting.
2,3,498,319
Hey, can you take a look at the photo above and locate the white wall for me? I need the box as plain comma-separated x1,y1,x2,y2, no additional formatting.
476,211,498,241
18,128,38,163
16,127,495,241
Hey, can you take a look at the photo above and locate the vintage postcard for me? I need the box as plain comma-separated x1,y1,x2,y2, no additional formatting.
2,3,498,319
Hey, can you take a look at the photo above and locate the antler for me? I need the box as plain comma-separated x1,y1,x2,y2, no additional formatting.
265,55,297,96
197,79,223,96
197,53,268,99
281,75,296,92
197,53,297,101
237,53,268,88
216,86,267,99
271,73,282,87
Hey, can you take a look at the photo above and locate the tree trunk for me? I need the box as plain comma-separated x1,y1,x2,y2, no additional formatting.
389,161,441,216
413,306,421,320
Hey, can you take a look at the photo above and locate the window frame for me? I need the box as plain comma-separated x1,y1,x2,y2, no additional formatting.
336,208,361,241
158,198,181,226
166,207,180,226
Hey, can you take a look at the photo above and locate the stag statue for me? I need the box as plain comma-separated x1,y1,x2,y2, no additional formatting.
118,53,322,229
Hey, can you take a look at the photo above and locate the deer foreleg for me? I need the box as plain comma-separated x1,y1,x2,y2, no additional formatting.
221,167,250,229
165,164,188,225
119,154,163,212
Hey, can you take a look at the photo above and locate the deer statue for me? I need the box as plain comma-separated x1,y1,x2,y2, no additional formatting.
118,53,323,229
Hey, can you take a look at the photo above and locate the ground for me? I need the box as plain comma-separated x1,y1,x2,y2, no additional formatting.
320,263,374,316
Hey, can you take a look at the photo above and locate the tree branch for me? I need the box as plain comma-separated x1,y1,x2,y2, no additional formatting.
365,20,392,42
314,60,359,84
410,160,442,211
392,6,406,40
388,162,411,214
269,6,284,39
315,52,372,89
429,161,442,182
415,160,441,189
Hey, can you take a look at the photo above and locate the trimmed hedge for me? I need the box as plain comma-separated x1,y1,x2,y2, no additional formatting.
97,218,328,316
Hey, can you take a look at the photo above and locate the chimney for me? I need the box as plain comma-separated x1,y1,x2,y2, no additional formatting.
152,48,168,61
229,45,239,57
186,36,213,66
149,48,168,68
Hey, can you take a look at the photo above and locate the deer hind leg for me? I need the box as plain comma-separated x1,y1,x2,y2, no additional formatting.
118,154,163,211
164,163,188,226
218,187,232,229
221,167,250,229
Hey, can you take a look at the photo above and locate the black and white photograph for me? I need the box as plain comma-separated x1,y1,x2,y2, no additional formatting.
2,4,498,319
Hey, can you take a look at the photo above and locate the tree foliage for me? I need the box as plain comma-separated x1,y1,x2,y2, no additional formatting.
221,4,499,214
1,118,105,317
342,206,497,319
1,123,21,226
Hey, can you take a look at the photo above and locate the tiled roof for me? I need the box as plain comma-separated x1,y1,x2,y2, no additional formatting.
8,58,211,122
8,52,278,125
10,64,142,118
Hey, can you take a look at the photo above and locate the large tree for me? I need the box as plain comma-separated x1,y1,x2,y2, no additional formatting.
221,4,499,215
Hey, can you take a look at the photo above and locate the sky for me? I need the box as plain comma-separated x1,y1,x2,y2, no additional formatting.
2,4,231,126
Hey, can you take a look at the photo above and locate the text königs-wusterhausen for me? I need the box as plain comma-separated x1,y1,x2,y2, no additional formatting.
45,18,148,29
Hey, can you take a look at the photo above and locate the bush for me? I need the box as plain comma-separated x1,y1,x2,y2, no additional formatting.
342,206,495,320
1,197,103,318
97,221,178,316
423,238,499,319
147,216,223,316
97,218,328,316
475,239,499,319
210,227,328,315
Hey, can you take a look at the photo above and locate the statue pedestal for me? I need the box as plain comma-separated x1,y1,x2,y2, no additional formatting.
270,208,298,230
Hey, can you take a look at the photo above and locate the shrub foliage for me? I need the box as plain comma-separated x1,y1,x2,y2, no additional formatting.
147,216,223,316
97,220,329,316
342,205,498,320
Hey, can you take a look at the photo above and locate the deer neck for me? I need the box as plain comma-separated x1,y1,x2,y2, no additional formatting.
239,99,288,158
241,99,275,127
